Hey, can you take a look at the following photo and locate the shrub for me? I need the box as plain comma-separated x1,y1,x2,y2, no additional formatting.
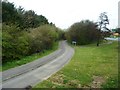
28,24,58,54
2,24,29,63
2,24,60,63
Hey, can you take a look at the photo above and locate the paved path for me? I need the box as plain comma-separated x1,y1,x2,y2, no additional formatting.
1,41,74,88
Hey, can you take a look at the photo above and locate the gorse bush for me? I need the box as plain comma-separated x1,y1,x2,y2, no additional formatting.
65,20,100,45
2,24,61,63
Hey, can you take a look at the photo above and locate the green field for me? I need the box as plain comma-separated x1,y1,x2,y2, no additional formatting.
34,41,118,88
2,42,59,71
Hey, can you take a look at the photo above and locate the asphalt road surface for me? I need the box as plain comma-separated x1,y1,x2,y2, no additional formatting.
105,37,119,41
1,41,74,88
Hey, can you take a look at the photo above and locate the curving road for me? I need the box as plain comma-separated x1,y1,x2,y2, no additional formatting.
1,41,74,88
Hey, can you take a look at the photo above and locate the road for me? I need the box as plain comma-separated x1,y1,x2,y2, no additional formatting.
1,41,74,88
105,37,119,41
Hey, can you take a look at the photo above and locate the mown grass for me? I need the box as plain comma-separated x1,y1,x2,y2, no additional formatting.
34,41,118,88
2,42,59,71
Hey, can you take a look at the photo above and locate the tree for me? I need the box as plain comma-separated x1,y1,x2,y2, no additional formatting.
115,28,120,34
65,20,99,45
16,6,25,28
2,1,49,29
37,15,49,25
2,1,19,24
22,10,36,28
19,10,49,29
97,12,109,46
0,1,2,23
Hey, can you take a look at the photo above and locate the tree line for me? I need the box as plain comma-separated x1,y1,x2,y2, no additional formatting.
2,1,52,29
2,0,64,63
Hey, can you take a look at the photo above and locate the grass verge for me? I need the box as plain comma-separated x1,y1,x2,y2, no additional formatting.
2,42,59,71
0,66,2,72
34,41,118,88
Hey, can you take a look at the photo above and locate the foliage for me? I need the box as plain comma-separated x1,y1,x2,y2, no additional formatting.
114,28,120,34
101,31,111,37
65,20,100,45
58,29,66,40
97,12,110,46
2,42,58,71
2,1,19,24
98,12,109,31
2,24,29,63
2,24,60,63
21,11,49,29
0,23,2,67
2,1,63,64
2,1,49,29
28,25,58,54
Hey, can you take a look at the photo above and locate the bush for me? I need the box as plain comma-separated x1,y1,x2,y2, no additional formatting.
28,24,58,54
2,24,29,63
65,20,100,45
2,24,61,63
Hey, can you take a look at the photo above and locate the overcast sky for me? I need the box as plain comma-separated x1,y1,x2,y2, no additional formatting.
8,0,119,29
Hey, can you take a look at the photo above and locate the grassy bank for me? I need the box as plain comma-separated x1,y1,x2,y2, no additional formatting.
2,42,59,71
34,41,118,88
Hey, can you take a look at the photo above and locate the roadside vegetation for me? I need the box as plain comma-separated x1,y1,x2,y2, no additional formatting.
2,41,58,71
34,41,118,88
2,1,64,70
0,23,1,72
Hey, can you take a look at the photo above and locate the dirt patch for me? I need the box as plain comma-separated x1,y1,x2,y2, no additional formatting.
90,75,105,88
49,74,82,88
49,74,105,88
49,73,65,84
66,80,81,87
